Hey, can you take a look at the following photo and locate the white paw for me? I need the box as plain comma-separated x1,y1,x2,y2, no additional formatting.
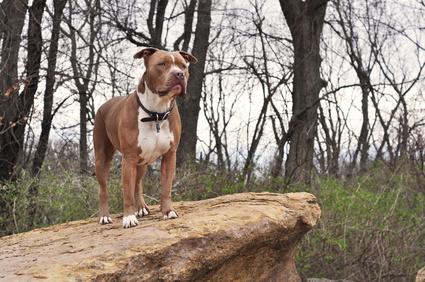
135,207,149,217
122,215,139,228
163,211,178,220
99,216,112,224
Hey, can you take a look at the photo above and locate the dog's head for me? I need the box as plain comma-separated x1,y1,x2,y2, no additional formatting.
134,48,198,98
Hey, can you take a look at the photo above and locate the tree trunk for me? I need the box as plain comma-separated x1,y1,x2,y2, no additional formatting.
0,0,45,233
146,0,169,48
15,0,47,169
279,0,328,183
270,138,286,178
399,97,409,163
20,0,47,227
79,89,89,173
66,0,100,174
31,0,67,176
354,77,370,173
173,0,196,52
177,0,212,167
28,0,67,228
152,0,168,47
0,0,28,181
0,0,9,44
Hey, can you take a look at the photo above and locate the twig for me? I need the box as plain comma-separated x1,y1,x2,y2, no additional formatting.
13,198,19,233
143,194,159,203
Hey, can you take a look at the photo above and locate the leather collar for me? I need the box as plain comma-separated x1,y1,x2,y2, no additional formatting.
136,94,175,132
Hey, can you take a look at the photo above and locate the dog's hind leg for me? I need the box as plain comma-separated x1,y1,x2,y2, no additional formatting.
94,115,115,224
134,165,150,217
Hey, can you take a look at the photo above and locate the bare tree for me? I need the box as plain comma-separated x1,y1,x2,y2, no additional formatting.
61,0,103,173
27,0,68,228
173,0,197,52
0,0,29,181
0,0,47,232
369,29,425,166
177,0,212,166
32,0,68,177
201,66,240,171
279,0,329,183
105,0,170,48
240,1,292,182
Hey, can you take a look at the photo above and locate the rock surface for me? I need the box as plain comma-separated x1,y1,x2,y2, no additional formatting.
306,279,353,282
417,266,425,282
0,192,320,281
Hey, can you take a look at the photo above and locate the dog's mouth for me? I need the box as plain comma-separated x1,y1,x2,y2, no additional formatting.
158,83,186,97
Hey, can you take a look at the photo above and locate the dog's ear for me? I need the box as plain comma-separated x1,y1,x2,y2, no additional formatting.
179,51,198,64
134,48,158,59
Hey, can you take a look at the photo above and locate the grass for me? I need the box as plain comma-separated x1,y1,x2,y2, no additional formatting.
294,176,424,281
0,163,423,281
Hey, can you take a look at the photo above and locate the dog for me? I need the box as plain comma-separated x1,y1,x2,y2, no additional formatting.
93,48,197,228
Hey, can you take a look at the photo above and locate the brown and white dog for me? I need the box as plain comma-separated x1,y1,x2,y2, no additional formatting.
93,48,197,228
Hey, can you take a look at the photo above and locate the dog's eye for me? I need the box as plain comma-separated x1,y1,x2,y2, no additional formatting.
158,62,166,67
181,64,187,69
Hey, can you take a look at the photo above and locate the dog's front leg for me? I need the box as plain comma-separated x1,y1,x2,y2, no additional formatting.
122,157,139,228
160,150,178,219
134,165,150,217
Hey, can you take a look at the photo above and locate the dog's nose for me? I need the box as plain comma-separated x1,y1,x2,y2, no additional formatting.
174,71,184,80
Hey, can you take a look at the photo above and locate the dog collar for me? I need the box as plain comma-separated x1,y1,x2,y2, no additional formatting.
136,95,175,133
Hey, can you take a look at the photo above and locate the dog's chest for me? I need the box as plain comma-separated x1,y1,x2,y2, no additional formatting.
137,109,174,165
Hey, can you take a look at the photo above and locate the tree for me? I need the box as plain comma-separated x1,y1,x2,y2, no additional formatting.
0,0,29,181
329,0,379,173
106,0,170,48
240,1,292,182
177,0,212,166
32,0,68,177
173,0,197,52
62,0,103,173
279,0,329,183
27,0,68,228
0,0,46,233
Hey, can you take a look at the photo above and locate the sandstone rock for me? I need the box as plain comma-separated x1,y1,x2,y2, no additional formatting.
306,278,353,282
0,192,320,281
417,266,425,282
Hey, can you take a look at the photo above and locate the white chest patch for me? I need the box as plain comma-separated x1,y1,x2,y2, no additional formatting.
137,104,174,165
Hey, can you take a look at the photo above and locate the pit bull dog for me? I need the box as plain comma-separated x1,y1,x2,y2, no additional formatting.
93,48,197,228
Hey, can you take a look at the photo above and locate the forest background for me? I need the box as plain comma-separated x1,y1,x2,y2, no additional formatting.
0,0,424,280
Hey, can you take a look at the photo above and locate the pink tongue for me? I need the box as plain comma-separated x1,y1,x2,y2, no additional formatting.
171,85,182,92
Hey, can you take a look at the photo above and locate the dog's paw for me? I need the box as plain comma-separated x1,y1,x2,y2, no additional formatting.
122,214,139,228
135,207,150,217
163,210,178,220
99,216,112,224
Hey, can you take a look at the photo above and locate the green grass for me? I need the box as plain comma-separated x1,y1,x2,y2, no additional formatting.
292,176,425,281
0,164,423,281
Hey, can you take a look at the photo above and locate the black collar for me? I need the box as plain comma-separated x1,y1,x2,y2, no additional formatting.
136,93,175,132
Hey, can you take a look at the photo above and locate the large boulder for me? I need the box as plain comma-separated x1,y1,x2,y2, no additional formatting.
417,266,425,282
0,192,320,281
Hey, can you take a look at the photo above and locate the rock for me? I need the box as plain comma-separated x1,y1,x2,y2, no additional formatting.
417,266,425,282
306,279,353,282
0,192,320,281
